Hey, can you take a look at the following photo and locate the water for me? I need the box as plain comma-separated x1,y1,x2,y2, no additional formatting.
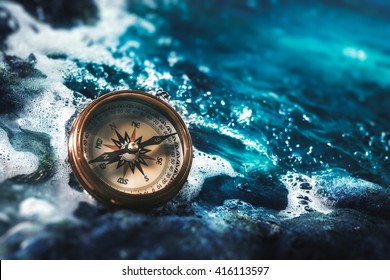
0,0,389,259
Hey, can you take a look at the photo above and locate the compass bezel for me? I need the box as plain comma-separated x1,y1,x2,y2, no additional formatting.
68,90,193,209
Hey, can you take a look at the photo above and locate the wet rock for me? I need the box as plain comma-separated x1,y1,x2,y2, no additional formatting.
0,213,11,235
2,206,390,259
300,182,312,190
73,202,107,221
273,209,390,259
0,6,19,45
68,173,83,192
297,195,311,201
4,54,46,79
14,0,98,28
304,206,314,212
197,175,288,211
0,124,55,184
0,54,46,115
315,173,390,220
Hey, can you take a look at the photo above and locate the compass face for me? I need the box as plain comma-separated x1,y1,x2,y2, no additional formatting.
68,90,192,209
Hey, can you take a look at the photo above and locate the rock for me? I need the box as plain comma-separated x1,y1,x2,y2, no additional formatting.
0,54,46,114
14,0,98,28
273,209,390,259
4,54,46,79
0,6,19,44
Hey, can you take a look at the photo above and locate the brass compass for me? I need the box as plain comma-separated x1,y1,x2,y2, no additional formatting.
68,90,192,209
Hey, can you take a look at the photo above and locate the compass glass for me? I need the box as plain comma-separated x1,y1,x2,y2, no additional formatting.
68,90,192,208
81,99,184,195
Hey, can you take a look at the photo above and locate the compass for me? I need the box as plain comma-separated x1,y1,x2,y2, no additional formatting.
68,90,193,209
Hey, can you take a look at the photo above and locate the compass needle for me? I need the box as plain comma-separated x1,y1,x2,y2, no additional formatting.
123,163,129,177
130,128,137,142
124,131,130,143
103,144,120,151
88,149,127,164
134,161,145,175
115,129,125,143
139,133,178,149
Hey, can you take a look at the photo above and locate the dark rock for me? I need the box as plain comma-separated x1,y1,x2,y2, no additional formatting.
74,202,108,220
0,123,55,184
272,209,390,259
68,173,83,192
63,61,137,100
4,54,46,79
197,175,288,211
0,54,46,115
2,206,390,259
14,0,98,28
300,182,312,190
0,201,276,259
297,195,311,201
304,206,314,212
0,6,19,45
334,188,390,220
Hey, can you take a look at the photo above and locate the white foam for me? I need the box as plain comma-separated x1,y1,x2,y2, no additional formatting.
279,170,384,219
0,128,39,183
19,197,63,223
279,172,333,218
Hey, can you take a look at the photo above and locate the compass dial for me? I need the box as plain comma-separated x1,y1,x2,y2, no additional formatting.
68,90,192,209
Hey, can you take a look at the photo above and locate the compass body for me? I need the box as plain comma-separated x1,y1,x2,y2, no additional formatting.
68,90,192,209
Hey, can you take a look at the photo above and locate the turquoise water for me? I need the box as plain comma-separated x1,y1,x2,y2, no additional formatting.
0,0,389,259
